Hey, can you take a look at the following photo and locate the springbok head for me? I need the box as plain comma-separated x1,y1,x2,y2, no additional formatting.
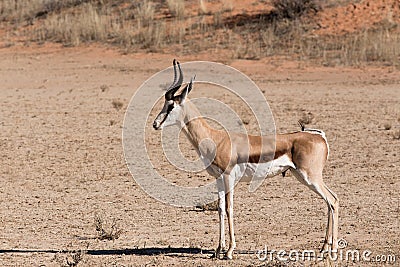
153,59,194,130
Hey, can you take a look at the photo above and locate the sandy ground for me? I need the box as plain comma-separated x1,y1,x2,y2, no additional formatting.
0,45,399,266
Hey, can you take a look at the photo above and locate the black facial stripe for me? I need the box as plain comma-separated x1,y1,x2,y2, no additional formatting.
159,104,174,126
167,104,174,113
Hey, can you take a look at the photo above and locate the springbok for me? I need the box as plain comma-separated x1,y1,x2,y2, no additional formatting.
152,60,339,260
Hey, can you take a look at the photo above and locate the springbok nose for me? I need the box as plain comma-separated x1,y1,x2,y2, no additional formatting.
153,121,158,129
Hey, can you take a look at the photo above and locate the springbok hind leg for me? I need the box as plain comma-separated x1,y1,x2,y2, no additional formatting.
320,183,339,252
291,169,339,252
311,181,339,252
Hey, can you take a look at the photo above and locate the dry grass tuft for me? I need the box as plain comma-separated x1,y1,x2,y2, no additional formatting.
0,0,94,26
167,0,185,20
299,112,315,125
135,0,155,28
383,123,392,130
391,129,400,140
94,214,123,241
196,200,219,211
65,250,84,267
328,27,400,66
53,249,86,267
198,0,208,15
112,99,123,111
222,0,234,12
34,3,108,46
100,84,109,92
272,0,319,19
136,21,167,49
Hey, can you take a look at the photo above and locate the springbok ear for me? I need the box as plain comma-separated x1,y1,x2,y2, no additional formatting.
180,75,195,103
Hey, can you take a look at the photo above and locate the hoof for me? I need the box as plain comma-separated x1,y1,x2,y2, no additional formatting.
320,242,330,253
224,251,234,260
211,247,226,259
223,254,233,260
210,253,218,259
321,241,338,254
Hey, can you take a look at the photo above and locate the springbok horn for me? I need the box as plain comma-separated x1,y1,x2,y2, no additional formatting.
165,59,183,100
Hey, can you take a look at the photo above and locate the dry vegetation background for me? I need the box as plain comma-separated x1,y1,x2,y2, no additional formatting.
0,0,400,66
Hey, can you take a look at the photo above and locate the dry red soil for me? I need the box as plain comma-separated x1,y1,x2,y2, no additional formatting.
0,44,399,266
316,0,400,35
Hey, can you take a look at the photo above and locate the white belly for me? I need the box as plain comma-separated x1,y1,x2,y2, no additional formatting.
204,154,295,182
231,154,295,182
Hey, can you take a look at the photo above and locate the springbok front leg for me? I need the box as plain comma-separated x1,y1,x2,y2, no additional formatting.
224,173,236,260
215,176,226,258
